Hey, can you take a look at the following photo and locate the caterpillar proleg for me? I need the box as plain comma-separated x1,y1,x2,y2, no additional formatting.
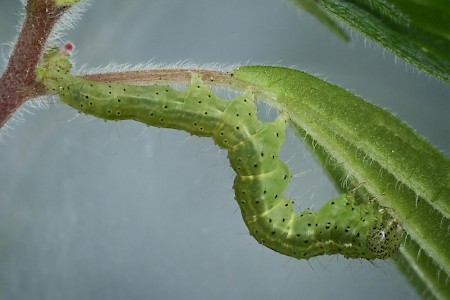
36,47,403,260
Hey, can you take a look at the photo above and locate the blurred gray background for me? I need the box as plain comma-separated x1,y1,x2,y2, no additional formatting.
1,0,448,299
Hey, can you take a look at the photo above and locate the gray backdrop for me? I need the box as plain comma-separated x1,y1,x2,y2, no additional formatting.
1,0,449,299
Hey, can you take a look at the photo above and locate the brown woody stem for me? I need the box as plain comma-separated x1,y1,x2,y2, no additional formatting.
0,0,68,128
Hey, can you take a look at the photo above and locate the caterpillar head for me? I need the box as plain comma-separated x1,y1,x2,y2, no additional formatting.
366,217,403,259
36,46,73,92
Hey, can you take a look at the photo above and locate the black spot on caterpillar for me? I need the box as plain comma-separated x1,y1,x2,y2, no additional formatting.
36,47,403,260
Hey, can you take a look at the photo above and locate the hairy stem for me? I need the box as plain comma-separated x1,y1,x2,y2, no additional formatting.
82,69,240,90
0,0,69,128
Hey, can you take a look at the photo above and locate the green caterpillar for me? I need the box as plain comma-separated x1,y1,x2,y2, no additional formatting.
36,47,403,260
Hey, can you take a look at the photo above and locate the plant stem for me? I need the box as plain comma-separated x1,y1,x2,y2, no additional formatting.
0,0,68,128
81,69,240,90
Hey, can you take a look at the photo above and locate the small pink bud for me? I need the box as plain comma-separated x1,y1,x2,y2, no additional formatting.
64,42,74,52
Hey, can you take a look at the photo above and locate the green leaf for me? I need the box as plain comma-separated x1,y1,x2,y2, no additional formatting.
396,237,450,300
290,0,349,41
287,95,450,300
293,0,450,82
232,65,450,297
